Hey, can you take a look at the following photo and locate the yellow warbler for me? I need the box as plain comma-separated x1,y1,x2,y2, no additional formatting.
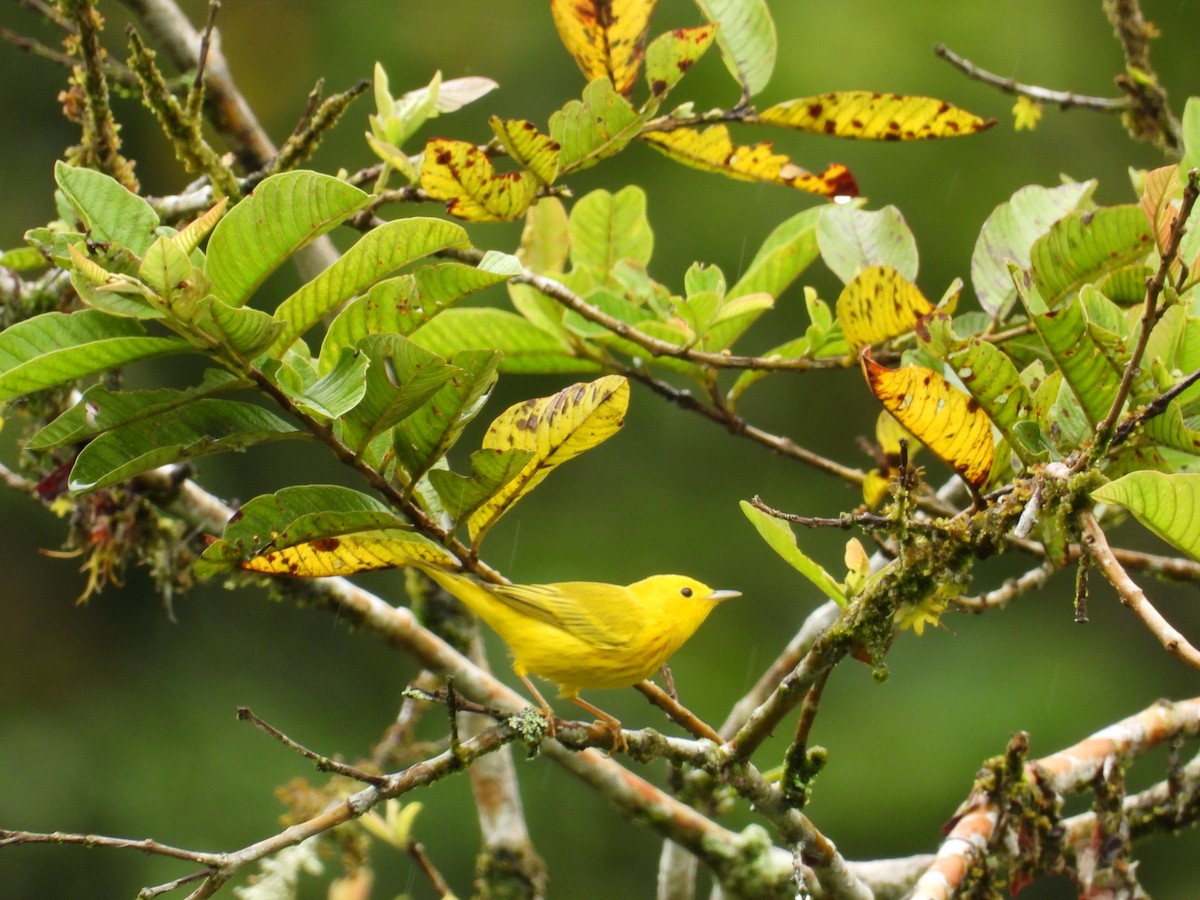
417,564,740,749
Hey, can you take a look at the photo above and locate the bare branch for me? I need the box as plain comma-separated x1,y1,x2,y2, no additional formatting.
910,697,1200,900
1078,510,1200,670
934,43,1126,112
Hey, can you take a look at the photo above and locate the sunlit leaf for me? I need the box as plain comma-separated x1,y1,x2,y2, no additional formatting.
818,205,918,284
644,24,718,100
412,308,597,374
971,181,1094,317
550,0,656,97
420,139,540,222
195,484,455,578
393,350,503,485
836,265,933,350
1092,471,1200,560
1030,205,1154,307
54,161,159,256
694,0,776,97
269,217,469,355
466,375,629,547
489,117,561,185
340,334,458,452
549,78,645,174
0,310,191,402
206,171,370,306
757,92,994,140
740,500,847,605
642,125,857,198
68,400,306,492
568,186,655,284
861,353,994,488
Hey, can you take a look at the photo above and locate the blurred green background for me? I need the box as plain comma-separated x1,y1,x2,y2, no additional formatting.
1,1,1198,897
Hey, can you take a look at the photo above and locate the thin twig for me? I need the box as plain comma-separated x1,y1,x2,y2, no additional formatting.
934,44,1126,112
236,706,389,786
1078,509,1200,670
952,560,1058,612
1103,0,1181,152
1112,364,1200,449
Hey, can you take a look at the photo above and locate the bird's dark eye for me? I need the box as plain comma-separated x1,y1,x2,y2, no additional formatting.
680,587,693,598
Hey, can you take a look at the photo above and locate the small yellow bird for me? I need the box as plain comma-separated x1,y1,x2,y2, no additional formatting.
416,564,740,750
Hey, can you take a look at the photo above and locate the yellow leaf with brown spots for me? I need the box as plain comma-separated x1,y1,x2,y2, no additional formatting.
489,117,561,186
468,375,630,546
861,352,993,488
242,531,454,577
642,125,858,198
757,91,995,141
551,0,657,97
836,265,934,351
420,139,539,222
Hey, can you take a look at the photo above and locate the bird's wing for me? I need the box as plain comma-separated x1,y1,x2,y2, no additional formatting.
489,582,640,649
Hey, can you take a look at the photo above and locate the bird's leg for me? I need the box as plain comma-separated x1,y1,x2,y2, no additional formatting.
518,673,558,738
570,695,627,755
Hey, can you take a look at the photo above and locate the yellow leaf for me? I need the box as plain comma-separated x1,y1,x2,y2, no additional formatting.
642,125,858,198
836,265,934,351
242,530,455,577
420,139,539,222
757,91,995,140
468,375,630,546
645,24,719,100
550,0,657,97
489,117,561,185
1012,95,1043,131
861,353,993,488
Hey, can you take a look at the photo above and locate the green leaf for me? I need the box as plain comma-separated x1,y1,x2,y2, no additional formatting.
318,276,423,370
1030,205,1154,307
205,171,370,306
393,349,502,485
54,161,160,256
68,399,306,492
817,205,918,284
428,447,535,524
193,297,282,358
740,500,846,605
138,235,193,294
971,181,1095,317
27,369,244,450
644,24,718,100
693,0,776,96
341,334,457,451
1092,471,1200,559
414,252,521,304
728,207,822,299
1025,288,1123,427
411,308,599,374
0,310,191,402
549,78,645,175
277,346,370,419
569,186,654,277
269,217,468,354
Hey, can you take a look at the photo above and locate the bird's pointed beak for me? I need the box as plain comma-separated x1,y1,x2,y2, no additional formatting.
708,589,741,603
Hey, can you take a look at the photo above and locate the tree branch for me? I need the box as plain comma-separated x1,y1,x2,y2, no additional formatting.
934,43,1126,112
1078,509,1200,670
